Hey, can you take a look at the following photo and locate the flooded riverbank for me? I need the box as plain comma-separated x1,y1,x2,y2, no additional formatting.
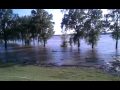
0,35,120,68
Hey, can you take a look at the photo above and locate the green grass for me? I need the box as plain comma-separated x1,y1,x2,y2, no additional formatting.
0,63,120,81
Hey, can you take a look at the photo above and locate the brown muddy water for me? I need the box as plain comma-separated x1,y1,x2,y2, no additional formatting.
0,34,120,69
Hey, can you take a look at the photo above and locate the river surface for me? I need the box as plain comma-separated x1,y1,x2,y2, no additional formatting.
0,34,120,67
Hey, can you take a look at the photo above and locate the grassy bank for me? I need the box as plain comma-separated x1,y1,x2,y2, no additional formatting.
0,63,120,81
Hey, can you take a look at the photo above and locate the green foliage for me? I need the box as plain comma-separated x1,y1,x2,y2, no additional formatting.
105,9,120,49
31,9,55,46
0,9,54,48
0,9,14,49
111,30,120,40
84,9,103,48
61,9,103,49
61,9,86,48
85,29,99,46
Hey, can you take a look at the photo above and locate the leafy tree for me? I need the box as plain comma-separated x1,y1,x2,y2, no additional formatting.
61,9,86,50
10,15,32,46
102,14,111,34
7,14,20,42
106,9,120,49
84,9,103,49
21,16,32,46
0,9,13,50
31,9,54,47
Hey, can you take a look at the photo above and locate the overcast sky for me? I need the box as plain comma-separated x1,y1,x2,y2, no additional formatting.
13,9,108,35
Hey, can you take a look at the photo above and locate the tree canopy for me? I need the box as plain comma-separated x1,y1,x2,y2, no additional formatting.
0,9,55,49
61,9,103,49
103,9,120,49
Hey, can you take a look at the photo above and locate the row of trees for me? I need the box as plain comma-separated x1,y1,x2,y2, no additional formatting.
0,9,54,50
61,9,120,50
0,9,120,50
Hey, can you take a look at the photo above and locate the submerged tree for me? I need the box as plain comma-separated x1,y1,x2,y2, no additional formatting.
11,15,33,46
31,9,55,47
0,9,55,49
21,16,32,46
84,9,103,49
8,14,21,43
61,28,68,47
0,9,13,50
61,9,86,50
61,9,103,50
106,9,120,49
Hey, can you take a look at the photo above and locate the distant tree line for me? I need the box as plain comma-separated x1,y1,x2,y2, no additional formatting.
0,9,54,50
61,9,120,50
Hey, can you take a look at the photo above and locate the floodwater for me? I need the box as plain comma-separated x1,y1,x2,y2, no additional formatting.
0,34,120,68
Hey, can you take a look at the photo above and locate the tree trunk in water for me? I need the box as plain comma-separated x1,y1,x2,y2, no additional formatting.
33,38,35,46
116,39,118,49
22,39,24,46
92,43,94,49
116,18,119,49
38,40,39,45
25,40,27,46
21,35,24,46
4,31,7,50
4,39,7,50
27,39,30,46
78,39,80,52
43,40,46,47
25,39,30,46
38,37,40,45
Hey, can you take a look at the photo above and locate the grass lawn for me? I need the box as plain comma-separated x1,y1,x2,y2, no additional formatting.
0,63,120,81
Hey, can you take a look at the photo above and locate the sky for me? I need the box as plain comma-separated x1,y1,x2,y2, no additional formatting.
13,9,108,35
